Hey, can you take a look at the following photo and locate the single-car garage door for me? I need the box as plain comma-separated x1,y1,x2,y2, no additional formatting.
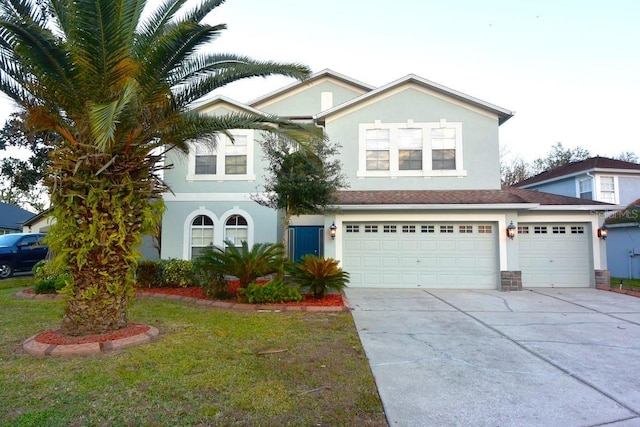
342,222,499,289
518,223,591,287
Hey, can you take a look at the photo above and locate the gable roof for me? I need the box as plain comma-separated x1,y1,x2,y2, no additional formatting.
605,198,640,225
0,202,36,231
515,156,640,188
334,187,612,210
315,74,514,125
248,69,375,108
190,95,268,116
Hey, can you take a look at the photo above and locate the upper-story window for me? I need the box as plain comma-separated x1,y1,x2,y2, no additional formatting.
358,120,465,178
599,176,616,203
431,128,456,170
187,130,255,181
365,129,390,171
578,177,593,199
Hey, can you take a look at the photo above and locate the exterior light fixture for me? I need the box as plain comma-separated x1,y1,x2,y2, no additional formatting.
506,221,516,240
597,224,608,240
329,222,337,240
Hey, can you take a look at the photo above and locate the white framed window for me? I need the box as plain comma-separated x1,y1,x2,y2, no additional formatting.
346,225,360,233
431,127,456,170
358,120,465,178
225,135,247,175
365,129,390,171
187,130,255,181
599,176,616,203
224,215,248,247
191,215,214,258
578,177,593,199
398,129,422,171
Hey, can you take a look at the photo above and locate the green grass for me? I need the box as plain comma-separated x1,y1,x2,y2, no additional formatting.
0,277,386,426
611,277,640,290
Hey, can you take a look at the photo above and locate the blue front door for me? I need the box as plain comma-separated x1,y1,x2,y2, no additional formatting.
290,226,324,262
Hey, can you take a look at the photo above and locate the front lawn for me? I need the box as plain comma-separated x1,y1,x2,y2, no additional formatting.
610,277,640,290
0,277,386,426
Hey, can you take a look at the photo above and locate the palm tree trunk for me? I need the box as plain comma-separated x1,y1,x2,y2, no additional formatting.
49,151,160,336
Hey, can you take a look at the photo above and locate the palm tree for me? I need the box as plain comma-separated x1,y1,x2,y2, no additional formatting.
0,0,314,336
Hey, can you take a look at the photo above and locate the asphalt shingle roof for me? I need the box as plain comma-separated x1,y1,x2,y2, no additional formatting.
605,198,640,225
515,156,640,187
335,187,612,207
0,202,36,231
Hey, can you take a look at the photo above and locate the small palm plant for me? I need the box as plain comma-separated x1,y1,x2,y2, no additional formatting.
288,255,350,299
193,240,286,289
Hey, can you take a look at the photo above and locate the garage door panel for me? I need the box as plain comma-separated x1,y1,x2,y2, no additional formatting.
519,223,591,288
343,222,498,289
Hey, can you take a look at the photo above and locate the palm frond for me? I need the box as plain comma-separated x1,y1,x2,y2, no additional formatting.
89,78,139,151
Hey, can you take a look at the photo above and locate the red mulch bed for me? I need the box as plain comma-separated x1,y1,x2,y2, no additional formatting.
34,323,150,345
138,286,344,307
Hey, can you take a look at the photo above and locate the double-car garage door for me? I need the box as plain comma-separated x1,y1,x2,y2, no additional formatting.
343,222,498,289
342,221,592,288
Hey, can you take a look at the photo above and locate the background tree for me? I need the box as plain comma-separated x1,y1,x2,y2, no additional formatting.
0,113,56,211
615,151,639,163
532,142,590,174
501,156,532,187
0,0,314,336
253,135,348,255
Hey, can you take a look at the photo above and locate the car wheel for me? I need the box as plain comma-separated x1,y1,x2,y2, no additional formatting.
0,261,13,279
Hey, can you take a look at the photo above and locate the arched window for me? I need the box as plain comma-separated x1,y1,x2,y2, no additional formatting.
191,215,214,258
225,215,248,247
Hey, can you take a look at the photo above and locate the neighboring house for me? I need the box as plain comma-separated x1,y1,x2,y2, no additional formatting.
515,157,640,279
515,156,640,206
161,69,612,290
22,208,54,233
0,202,35,234
604,200,640,279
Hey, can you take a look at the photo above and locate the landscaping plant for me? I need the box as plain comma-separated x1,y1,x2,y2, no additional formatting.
289,255,350,299
240,278,303,304
193,240,286,289
0,0,315,336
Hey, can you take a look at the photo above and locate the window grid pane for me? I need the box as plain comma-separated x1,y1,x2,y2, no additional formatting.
440,225,454,233
459,225,473,233
366,150,390,171
399,150,422,170
402,225,416,233
432,149,456,170
383,225,397,233
225,155,247,174
478,225,492,234
365,225,378,233
421,225,435,233
195,155,216,175
346,225,360,233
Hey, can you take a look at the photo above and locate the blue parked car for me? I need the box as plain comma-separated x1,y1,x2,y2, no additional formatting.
0,233,48,279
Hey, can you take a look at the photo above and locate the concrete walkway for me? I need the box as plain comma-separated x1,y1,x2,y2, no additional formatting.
345,288,640,427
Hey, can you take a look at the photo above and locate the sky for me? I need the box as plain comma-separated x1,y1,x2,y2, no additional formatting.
1,0,639,162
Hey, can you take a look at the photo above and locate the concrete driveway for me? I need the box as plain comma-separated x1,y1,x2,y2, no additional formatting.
344,288,640,427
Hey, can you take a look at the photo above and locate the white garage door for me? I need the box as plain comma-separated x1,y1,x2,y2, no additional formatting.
342,222,499,289
519,223,591,287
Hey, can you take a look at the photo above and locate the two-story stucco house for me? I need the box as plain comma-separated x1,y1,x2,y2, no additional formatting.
516,157,640,279
161,69,612,290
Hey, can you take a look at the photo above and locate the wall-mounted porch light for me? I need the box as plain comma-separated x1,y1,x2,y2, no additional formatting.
506,221,516,240
329,222,337,240
597,224,608,240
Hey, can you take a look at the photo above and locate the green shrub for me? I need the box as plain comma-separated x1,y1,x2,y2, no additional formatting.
33,260,70,294
136,260,163,288
192,240,286,289
240,278,303,304
288,255,350,299
162,259,196,287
